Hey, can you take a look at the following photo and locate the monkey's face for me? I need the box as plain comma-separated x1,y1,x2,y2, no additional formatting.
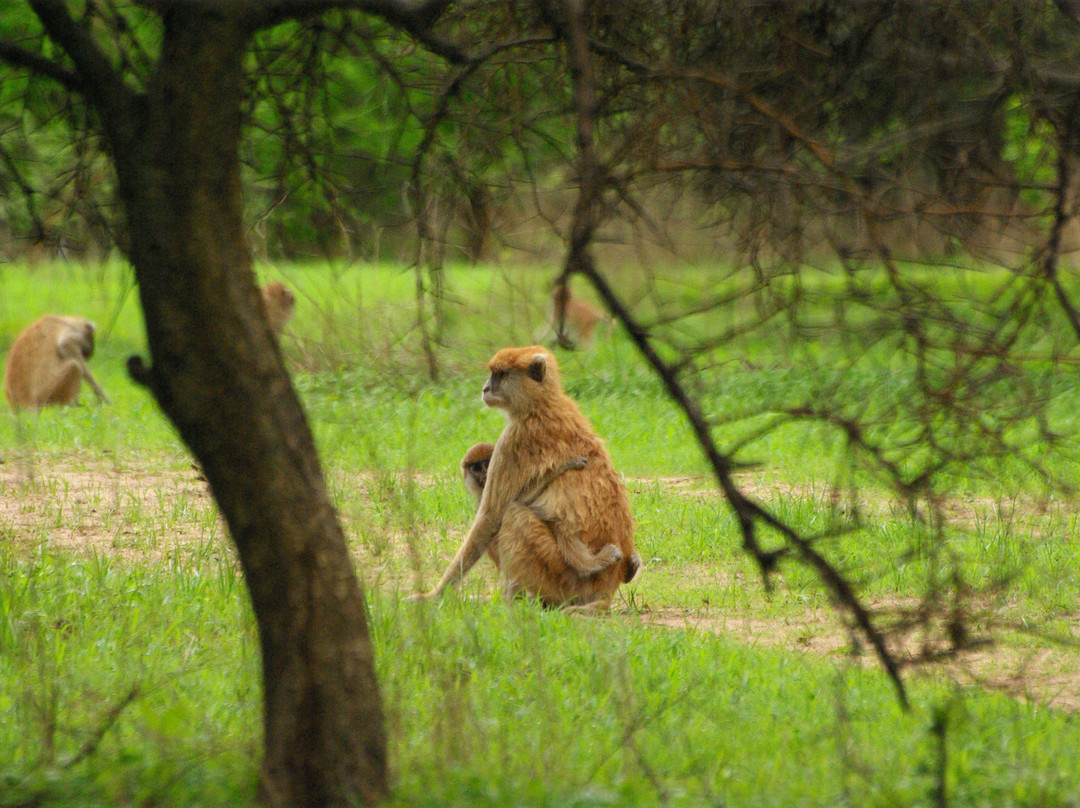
462,456,489,494
79,324,96,359
461,443,494,500
483,353,548,412
481,369,508,408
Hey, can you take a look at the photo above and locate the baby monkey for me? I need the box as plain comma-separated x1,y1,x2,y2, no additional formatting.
460,442,624,577
460,442,497,502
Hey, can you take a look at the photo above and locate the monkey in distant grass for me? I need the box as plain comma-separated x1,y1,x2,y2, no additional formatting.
4,315,110,410
260,281,295,338
416,346,640,610
460,441,622,577
548,281,612,350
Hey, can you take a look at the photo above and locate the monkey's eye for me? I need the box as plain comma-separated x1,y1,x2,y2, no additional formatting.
490,370,505,385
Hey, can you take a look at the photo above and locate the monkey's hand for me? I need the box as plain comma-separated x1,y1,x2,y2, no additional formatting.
519,456,590,507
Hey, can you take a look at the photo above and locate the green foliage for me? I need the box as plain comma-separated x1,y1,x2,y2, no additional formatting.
243,18,438,258
0,548,259,807
2,0,1076,267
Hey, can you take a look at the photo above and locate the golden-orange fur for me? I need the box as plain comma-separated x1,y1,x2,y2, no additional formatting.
261,281,295,338
460,441,619,578
549,282,611,349
422,346,639,609
4,315,110,410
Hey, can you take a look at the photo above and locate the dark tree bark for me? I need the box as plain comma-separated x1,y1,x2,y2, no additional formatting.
18,2,402,805
6,1,462,799
120,16,386,806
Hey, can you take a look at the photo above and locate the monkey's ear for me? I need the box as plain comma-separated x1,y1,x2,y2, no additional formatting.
527,353,547,383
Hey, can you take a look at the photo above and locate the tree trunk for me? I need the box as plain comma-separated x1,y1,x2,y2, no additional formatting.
104,11,386,807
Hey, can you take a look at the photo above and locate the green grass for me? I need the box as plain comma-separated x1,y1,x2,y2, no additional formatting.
3,260,1080,806
3,550,1080,807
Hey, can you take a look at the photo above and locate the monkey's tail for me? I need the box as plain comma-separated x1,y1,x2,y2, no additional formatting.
624,551,642,583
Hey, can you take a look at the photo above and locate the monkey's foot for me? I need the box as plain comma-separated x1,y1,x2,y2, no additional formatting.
576,543,622,576
563,595,612,615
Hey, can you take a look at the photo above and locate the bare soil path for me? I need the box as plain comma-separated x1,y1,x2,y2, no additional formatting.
3,456,1077,709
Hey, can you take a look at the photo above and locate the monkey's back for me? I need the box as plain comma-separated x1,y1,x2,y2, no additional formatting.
261,282,295,337
5,317,48,407
545,445,635,594
503,395,636,591
4,316,82,409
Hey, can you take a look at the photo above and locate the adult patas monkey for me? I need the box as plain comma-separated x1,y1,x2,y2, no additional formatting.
549,281,611,349
418,346,639,609
4,315,111,410
460,442,624,577
260,281,295,338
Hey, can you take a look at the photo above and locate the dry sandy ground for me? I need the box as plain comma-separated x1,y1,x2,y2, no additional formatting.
2,454,1078,710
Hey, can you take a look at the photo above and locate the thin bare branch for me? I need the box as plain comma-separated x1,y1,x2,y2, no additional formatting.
61,685,140,769
553,0,912,707
251,0,467,62
1043,149,1080,340
28,0,135,123
0,37,83,92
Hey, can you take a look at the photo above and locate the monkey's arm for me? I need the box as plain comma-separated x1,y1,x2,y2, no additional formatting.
78,359,111,404
424,458,587,594
57,335,111,404
518,456,587,507
416,448,555,598
519,457,624,578
416,508,503,598
412,458,588,600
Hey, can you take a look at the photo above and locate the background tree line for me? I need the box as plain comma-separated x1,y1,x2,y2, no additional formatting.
3,1,1077,266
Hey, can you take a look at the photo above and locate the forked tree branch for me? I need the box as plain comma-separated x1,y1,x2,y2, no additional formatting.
553,0,910,708
250,0,466,62
1042,132,1080,340
28,0,135,125
0,36,83,92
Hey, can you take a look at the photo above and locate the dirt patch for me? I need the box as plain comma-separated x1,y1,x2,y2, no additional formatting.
3,456,1079,709
637,471,1073,530
637,602,1080,711
0,454,224,558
